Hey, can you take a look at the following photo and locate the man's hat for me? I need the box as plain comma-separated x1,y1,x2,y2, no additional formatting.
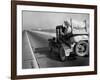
64,20,70,27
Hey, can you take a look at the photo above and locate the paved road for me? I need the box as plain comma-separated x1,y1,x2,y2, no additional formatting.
22,31,34,69
22,30,89,69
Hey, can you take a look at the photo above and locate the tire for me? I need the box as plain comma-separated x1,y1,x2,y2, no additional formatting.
48,41,52,52
59,47,66,61
49,47,53,53
74,41,89,57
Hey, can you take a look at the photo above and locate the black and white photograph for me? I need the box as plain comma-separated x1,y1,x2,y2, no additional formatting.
22,11,90,69
11,1,97,79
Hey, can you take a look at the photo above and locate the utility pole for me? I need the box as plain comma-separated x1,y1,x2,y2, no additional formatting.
70,18,72,33
84,20,87,32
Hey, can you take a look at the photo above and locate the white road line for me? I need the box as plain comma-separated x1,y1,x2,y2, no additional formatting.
29,30,56,37
25,31,39,68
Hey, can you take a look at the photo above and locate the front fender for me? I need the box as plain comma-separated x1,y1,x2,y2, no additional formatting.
70,35,88,43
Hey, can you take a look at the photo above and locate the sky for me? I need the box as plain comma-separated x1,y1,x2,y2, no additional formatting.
22,10,89,30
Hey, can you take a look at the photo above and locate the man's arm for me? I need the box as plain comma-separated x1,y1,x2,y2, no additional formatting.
60,28,64,35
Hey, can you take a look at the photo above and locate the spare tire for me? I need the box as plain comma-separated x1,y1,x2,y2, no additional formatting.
74,41,89,57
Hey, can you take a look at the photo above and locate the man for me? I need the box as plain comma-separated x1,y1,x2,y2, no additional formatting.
63,20,72,38
56,20,72,48
56,20,71,36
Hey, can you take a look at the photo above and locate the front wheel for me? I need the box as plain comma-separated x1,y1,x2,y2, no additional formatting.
74,41,89,57
59,47,66,61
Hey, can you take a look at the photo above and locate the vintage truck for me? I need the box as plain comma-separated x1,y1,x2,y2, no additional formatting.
48,19,89,61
